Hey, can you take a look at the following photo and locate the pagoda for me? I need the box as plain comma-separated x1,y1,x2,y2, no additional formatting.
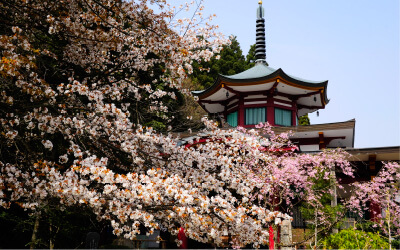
190,1,400,229
193,1,354,152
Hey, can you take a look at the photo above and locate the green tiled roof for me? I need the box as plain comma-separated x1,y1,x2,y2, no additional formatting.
193,62,329,108
221,63,276,80
222,63,325,84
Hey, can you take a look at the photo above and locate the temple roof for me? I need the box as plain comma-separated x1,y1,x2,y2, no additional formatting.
220,63,327,85
273,119,355,150
193,62,329,116
193,63,328,96
220,63,276,80
346,146,400,161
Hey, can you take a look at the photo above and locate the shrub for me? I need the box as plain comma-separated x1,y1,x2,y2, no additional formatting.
323,228,389,249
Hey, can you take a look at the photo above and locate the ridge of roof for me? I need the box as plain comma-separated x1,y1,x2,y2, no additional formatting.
220,63,276,80
272,119,356,134
346,146,400,153
220,64,327,85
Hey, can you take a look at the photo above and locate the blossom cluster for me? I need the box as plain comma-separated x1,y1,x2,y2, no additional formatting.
0,123,297,246
347,162,400,235
0,0,273,247
1,0,398,247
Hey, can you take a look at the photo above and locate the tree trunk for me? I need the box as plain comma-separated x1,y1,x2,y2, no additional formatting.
331,169,338,234
314,207,317,249
49,223,54,250
30,211,41,250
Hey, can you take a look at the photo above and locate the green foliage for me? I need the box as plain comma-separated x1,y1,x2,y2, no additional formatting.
144,120,166,131
300,174,333,217
356,221,400,249
298,114,310,125
191,36,255,90
391,239,400,249
182,38,256,129
298,174,343,242
246,44,256,68
356,221,382,234
300,202,344,240
323,228,389,249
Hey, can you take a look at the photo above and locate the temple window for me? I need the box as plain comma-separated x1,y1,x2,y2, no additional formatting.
227,111,238,127
275,108,292,126
245,107,266,125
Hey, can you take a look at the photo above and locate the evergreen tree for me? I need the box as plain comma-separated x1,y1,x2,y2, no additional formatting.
191,36,252,89
299,114,311,125
246,44,256,68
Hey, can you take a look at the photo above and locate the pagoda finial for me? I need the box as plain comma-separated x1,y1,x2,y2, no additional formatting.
257,1,264,18
255,1,268,65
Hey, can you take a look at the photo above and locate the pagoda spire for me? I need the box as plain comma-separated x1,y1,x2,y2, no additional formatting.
255,1,268,65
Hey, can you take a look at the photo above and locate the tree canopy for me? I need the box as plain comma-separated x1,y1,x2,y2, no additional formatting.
191,36,255,90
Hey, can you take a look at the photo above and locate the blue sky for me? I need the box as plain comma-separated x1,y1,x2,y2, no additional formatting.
170,0,400,148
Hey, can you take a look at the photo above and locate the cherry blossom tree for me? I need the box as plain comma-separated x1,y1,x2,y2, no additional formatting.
241,124,400,247
236,123,355,247
0,0,282,247
347,162,400,245
0,0,398,248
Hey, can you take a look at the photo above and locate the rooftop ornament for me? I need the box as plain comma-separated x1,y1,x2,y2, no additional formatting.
255,1,268,65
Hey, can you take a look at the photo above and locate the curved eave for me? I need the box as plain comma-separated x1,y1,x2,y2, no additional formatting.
221,68,327,88
193,68,328,105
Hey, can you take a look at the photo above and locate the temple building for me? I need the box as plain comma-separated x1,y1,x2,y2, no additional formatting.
192,0,399,233
193,1,354,152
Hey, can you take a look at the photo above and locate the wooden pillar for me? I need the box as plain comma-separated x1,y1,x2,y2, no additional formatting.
223,105,228,121
318,132,326,149
238,96,245,126
266,95,275,126
266,79,279,126
292,101,297,126
369,154,376,171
